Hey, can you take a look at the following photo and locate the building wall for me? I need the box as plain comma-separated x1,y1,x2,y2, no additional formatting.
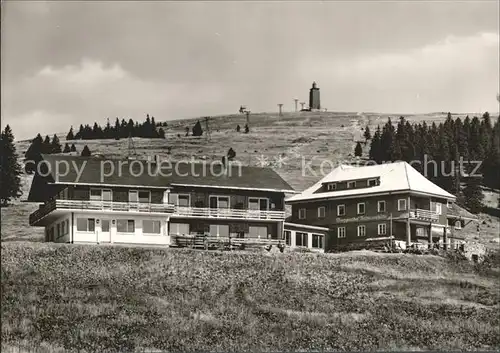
283,224,328,252
169,217,280,239
169,186,285,210
290,193,414,227
309,88,320,110
46,212,170,245
66,185,165,204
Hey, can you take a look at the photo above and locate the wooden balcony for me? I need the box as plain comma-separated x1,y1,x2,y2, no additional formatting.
409,208,439,222
173,206,286,221
29,199,175,226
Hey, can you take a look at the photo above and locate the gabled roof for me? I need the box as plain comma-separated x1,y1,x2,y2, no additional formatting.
32,154,295,193
447,203,478,221
286,161,455,203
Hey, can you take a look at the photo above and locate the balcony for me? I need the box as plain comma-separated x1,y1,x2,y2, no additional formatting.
29,199,175,226
409,208,439,222
173,206,286,221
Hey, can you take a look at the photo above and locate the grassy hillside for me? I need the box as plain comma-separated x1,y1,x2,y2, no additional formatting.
3,111,499,245
2,242,499,352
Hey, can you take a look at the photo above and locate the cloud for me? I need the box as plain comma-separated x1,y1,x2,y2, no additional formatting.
304,32,499,113
3,59,225,139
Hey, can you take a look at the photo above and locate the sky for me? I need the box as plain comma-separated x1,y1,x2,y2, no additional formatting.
1,1,499,140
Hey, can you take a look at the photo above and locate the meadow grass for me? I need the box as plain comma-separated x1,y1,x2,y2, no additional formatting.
2,242,499,352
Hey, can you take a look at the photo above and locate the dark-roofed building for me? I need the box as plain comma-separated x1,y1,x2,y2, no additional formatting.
27,155,295,246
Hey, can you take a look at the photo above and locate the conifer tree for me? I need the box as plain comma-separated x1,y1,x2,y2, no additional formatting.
66,126,74,141
63,143,71,153
363,125,371,141
0,125,22,205
354,142,363,157
50,134,62,154
42,135,52,154
114,118,121,140
244,124,249,134
236,125,241,132
24,134,43,173
463,176,483,214
81,145,92,157
192,121,203,137
158,128,166,139
369,126,382,163
70,144,77,152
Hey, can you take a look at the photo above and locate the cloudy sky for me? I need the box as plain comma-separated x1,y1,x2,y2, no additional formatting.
2,1,499,140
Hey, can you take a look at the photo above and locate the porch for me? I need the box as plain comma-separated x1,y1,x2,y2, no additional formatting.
29,199,175,226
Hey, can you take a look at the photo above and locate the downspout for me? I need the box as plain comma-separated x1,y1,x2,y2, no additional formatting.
71,212,74,244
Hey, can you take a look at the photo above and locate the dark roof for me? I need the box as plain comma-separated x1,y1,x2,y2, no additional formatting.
35,154,295,192
447,203,478,221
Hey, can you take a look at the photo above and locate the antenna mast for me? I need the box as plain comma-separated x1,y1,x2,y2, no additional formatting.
128,134,137,159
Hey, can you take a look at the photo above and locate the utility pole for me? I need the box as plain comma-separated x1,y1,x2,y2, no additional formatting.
128,133,137,159
293,98,298,112
278,104,283,116
204,116,211,141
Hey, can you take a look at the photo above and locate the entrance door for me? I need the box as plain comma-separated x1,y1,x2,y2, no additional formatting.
99,219,111,243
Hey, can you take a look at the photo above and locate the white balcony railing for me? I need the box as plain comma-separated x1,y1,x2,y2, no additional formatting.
173,206,286,220
29,199,175,225
409,208,440,222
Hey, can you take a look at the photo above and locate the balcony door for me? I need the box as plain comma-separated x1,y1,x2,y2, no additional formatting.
98,219,111,243
209,196,230,217
90,188,112,209
248,197,269,219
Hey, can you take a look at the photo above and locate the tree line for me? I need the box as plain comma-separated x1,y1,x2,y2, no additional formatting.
368,113,499,213
66,114,166,140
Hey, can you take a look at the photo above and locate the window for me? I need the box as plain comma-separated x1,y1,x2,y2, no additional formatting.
298,208,306,219
433,202,442,215
177,194,190,207
129,190,151,203
284,230,291,245
209,196,230,209
90,189,102,201
378,223,387,235
347,181,356,189
143,220,161,234
168,193,191,206
57,223,61,238
117,219,135,233
454,220,462,230
378,201,386,213
416,227,428,237
337,204,345,216
447,201,452,208
170,223,189,235
295,232,308,247
317,206,326,218
337,227,346,238
357,203,365,215
312,234,324,249
398,199,407,211
102,219,110,232
248,198,269,210
61,221,65,235
327,183,336,191
209,224,229,237
76,218,95,232
357,225,366,237
368,178,377,187
249,226,268,238
90,188,112,201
